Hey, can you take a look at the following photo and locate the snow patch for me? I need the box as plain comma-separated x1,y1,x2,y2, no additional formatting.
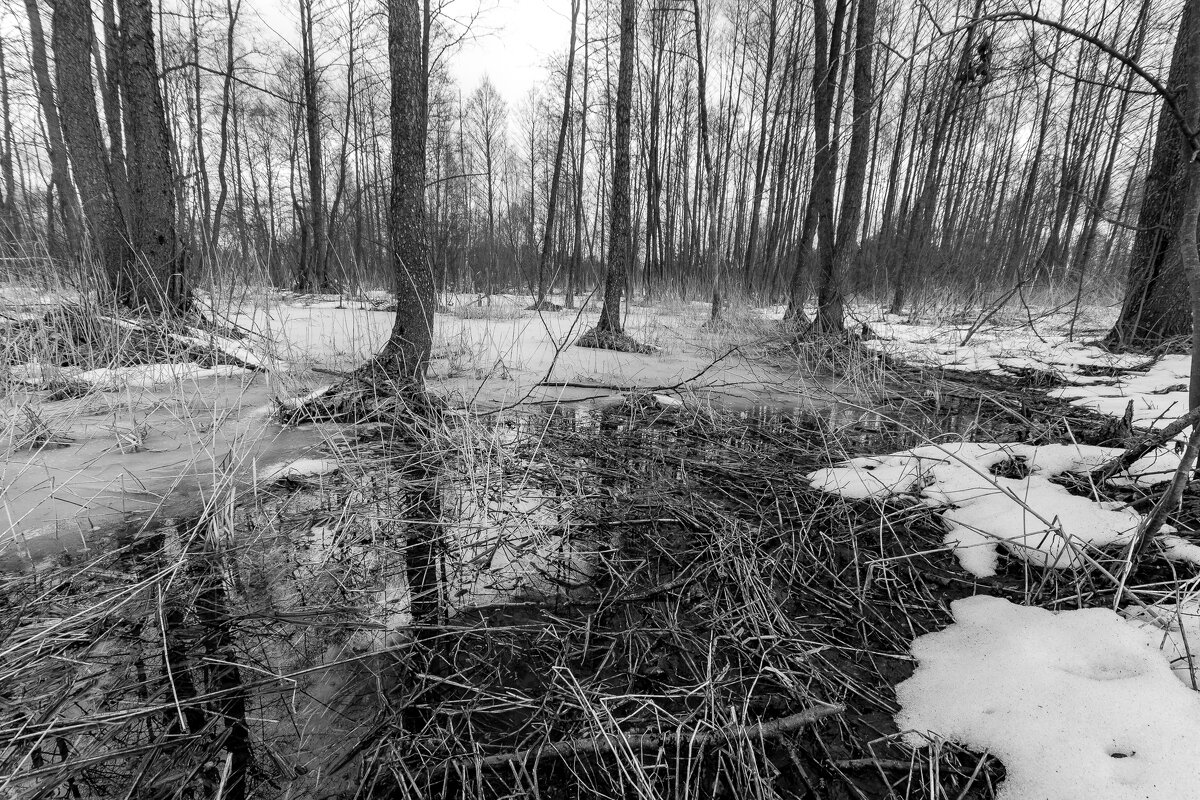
807,443,1178,577
259,458,339,483
75,363,249,390
896,595,1200,800
1125,598,1200,688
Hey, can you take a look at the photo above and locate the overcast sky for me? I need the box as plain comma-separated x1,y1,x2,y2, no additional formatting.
448,0,571,105
237,0,572,108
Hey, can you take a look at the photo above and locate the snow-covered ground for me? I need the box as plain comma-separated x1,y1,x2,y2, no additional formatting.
808,442,1190,577
823,305,1200,797
232,291,829,411
897,596,1200,800
2,289,834,576
861,306,1193,432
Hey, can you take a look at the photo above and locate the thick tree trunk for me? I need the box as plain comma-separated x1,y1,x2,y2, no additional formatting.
785,0,846,324
1107,0,1200,347
119,0,189,313
380,0,435,384
52,0,131,296
596,0,635,334
818,0,877,332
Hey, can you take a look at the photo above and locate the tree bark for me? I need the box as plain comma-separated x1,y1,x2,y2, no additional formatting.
380,0,435,384
299,0,330,291
119,0,189,312
785,0,846,324
596,0,635,334
817,0,877,332
211,0,242,250
52,0,131,296
26,0,82,247
1107,0,1200,348
0,38,18,241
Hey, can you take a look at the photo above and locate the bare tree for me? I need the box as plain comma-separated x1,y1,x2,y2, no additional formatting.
52,0,131,296
24,0,82,246
816,0,878,332
467,78,507,303
581,0,637,349
298,0,330,291
531,0,581,309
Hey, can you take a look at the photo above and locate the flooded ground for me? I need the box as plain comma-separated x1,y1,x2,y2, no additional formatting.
5,360,1112,799
1,372,338,566
3,294,1143,799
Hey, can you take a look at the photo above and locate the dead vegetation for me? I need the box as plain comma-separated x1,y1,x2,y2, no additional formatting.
5,346,1197,800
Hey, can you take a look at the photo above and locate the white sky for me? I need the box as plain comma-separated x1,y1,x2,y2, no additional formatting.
238,0,572,107
447,0,571,104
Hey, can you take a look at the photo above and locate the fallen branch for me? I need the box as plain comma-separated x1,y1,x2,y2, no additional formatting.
1091,404,1200,483
428,703,844,775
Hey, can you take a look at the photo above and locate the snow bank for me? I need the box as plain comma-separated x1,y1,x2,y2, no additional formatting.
807,443,1182,576
896,595,1200,800
75,363,249,390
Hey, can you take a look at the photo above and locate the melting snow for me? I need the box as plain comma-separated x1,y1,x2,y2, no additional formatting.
259,458,340,483
807,443,1182,577
1125,598,1200,689
863,313,1193,437
897,595,1200,800
75,363,250,390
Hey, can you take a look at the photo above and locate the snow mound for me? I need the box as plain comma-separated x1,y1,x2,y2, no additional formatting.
807,443,1180,577
896,595,1200,800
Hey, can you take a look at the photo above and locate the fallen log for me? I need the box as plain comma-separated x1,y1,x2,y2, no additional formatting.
427,703,845,775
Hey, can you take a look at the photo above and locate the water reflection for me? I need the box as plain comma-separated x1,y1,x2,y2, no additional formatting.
2,386,987,796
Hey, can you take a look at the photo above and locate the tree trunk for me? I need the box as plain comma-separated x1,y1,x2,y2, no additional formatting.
785,0,847,324
596,0,635,334
0,38,18,242
533,0,581,307
1107,0,1200,347
25,0,82,247
818,0,877,332
119,0,189,312
380,0,435,384
569,0,589,309
211,0,242,251
299,0,329,291
52,0,131,296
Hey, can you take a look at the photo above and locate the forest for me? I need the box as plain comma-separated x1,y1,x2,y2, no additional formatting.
3,0,1200,797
